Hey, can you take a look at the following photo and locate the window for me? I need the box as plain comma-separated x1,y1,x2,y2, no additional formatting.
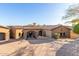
19,33,21,37
63,32,66,36
39,30,42,36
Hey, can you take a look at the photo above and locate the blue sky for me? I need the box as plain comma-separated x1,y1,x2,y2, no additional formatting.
0,3,72,25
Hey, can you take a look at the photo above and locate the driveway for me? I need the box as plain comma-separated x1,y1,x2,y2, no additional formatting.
27,39,55,44
26,38,75,56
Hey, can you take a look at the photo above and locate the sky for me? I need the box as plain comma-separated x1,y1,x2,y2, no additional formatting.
0,3,73,26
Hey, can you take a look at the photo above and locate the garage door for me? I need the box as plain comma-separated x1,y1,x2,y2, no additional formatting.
0,33,5,40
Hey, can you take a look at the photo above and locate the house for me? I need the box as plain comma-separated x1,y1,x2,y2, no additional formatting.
23,24,72,39
0,23,79,41
0,26,9,40
4,23,79,40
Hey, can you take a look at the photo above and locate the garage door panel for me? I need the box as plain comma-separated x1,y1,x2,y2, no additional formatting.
0,33,5,40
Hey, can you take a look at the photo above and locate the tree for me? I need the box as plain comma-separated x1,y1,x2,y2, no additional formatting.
63,4,79,20
73,24,79,34
65,18,79,24
65,18,79,27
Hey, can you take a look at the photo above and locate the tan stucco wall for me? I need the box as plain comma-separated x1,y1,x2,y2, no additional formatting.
70,30,79,39
0,27,9,40
15,29,23,39
45,30,52,38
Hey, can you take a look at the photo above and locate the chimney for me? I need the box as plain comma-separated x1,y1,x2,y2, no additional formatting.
33,22,36,26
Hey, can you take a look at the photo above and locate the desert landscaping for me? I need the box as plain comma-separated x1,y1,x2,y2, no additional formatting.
0,38,75,56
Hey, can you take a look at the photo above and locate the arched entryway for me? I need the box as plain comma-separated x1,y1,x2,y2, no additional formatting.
38,30,46,36
27,31,37,39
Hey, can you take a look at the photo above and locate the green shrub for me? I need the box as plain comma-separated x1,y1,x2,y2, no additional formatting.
73,24,79,34
54,33,60,39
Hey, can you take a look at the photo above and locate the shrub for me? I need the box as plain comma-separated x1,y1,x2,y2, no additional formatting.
54,33,60,39
73,24,79,34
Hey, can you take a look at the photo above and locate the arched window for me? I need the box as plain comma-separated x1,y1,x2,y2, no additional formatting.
39,30,43,36
19,33,21,37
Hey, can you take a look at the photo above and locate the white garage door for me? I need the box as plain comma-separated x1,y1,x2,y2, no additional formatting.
0,33,5,40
